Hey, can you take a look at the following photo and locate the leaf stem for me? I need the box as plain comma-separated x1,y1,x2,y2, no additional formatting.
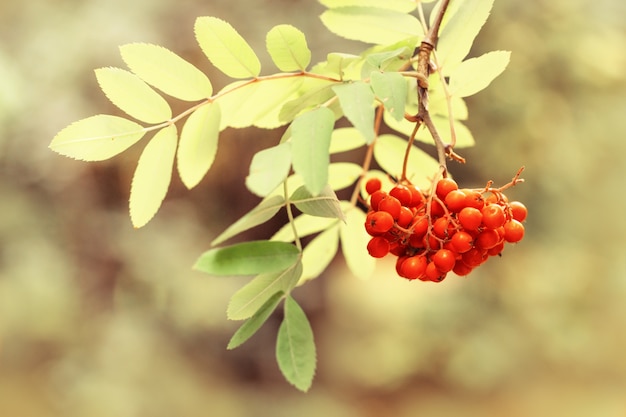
139,71,342,135
283,181,303,252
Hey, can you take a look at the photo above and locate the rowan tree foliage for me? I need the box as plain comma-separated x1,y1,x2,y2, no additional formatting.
50,0,525,391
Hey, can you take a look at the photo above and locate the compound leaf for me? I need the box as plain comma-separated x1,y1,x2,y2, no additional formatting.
290,184,345,221
129,125,177,228
211,195,285,246
227,260,302,320
290,107,335,196
177,102,221,189
95,67,172,124
448,50,511,98
228,292,283,350
340,205,376,279
332,81,376,144
320,7,421,45
120,43,213,101
276,296,316,392
246,142,292,197
195,16,261,78
50,115,145,161
194,241,300,276
436,0,495,74
266,24,311,72
370,71,407,121
373,134,439,191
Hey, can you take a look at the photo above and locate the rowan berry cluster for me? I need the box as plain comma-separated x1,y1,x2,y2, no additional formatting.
364,176,527,282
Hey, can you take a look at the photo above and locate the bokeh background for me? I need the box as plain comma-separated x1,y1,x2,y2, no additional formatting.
1,0,626,415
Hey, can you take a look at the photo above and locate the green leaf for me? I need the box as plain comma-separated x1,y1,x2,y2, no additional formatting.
266,24,311,72
320,0,417,12
449,51,511,98
194,241,300,276
299,224,339,283
211,195,285,246
278,78,337,123
95,67,172,124
427,74,469,120
290,107,335,195
218,77,304,129
332,82,376,144
436,0,495,74
120,43,213,101
370,71,407,121
276,296,316,392
227,292,283,350
195,16,261,78
177,102,221,189
329,127,367,153
227,260,302,320
316,52,361,80
50,115,146,161
271,214,338,242
339,205,376,279
246,142,292,197
290,185,345,221
373,134,439,190
328,162,363,190
373,134,438,187
320,7,421,45
360,39,418,77
129,125,177,228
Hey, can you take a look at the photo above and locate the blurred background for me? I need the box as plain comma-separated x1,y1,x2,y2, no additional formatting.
1,0,626,415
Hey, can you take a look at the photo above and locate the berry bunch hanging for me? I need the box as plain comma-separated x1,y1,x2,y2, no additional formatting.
364,170,526,282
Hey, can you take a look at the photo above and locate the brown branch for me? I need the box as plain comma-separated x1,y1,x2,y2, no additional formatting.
410,0,457,176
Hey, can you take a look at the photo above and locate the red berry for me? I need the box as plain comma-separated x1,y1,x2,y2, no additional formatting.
399,255,428,280
365,178,382,195
450,230,473,253
397,206,413,228
432,249,456,272
410,215,429,239
365,211,394,235
462,248,487,267
458,207,483,231
463,190,485,210
378,196,402,220
452,260,473,276
390,184,412,207
406,184,425,207
475,229,501,250
444,189,467,213
503,219,525,243
436,177,458,200
509,201,528,222
425,261,446,282
429,199,446,216
369,190,387,211
481,203,506,229
487,241,505,256
367,236,390,258
432,216,453,239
